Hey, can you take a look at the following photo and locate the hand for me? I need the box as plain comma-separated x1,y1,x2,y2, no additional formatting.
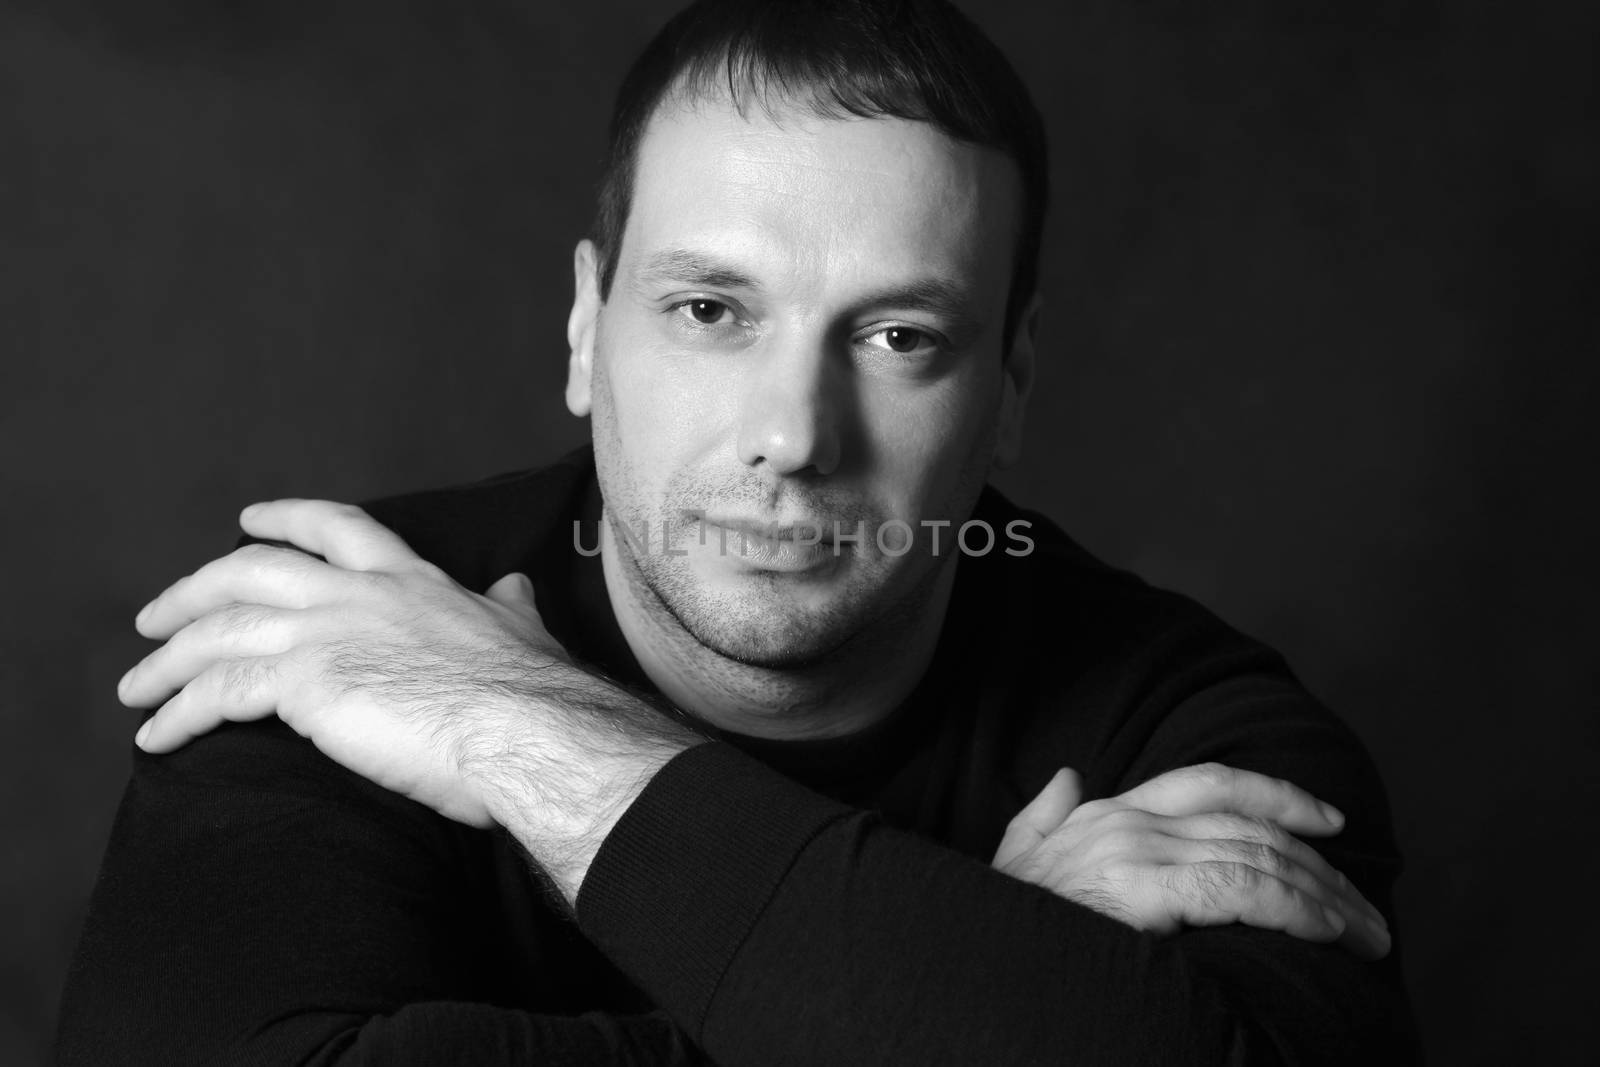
992,763,1391,960
116,500,690,853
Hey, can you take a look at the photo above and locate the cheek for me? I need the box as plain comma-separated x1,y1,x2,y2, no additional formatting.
866,370,1000,507
594,322,732,486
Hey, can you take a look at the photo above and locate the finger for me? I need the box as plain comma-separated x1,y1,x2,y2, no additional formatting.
993,767,1082,868
1155,860,1346,946
1118,762,1343,837
484,572,538,616
240,499,418,572
134,655,286,754
136,544,345,639
120,604,301,708
1171,813,1389,934
1169,836,1390,960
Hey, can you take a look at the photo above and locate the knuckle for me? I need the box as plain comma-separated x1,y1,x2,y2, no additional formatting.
1273,885,1314,925
407,558,448,583
341,567,386,596
1093,861,1141,898
1007,799,1048,831
214,658,259,702
213,603,271,641
167,619,210,658
1241,841,1287,877
1068,875,1137,926
1034,838,1079,879
234,542,280,568
1226,813,1275,845
164,621,198,656
1219,861,1262,894
331,504,372,535
1264,772,1296,795
1186,863,1236,910
1101,806,1149,831
1032,832,1070,863
316,637,369,689
1076,798,1117,821
1246,814,1278,841
1099,828,1143,857
235,543,291,584
1258,818,1291,848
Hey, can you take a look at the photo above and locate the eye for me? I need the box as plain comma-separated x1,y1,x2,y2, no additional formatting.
675,299,736,326
862,325,937,355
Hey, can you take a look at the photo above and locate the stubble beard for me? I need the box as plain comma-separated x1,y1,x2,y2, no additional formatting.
588,361,998,680
603,478,936,672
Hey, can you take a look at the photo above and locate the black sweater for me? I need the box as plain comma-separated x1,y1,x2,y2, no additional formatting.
57,447,1420,1065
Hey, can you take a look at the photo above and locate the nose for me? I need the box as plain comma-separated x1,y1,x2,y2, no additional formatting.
735,330,844,478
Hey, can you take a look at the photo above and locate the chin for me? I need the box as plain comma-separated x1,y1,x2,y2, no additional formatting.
644,543,954,673
662,587,861,671
691,621,849,671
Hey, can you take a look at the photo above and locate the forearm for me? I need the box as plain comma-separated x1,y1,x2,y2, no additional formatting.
255,1005,703,1067
575,744,1417,1067
470,665,707,903
60,997,704,1067
57,722,709,1067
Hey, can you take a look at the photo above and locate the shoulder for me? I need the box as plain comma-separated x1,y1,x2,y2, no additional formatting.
965,484,1252,691
352,443,596,593
159,446,598,829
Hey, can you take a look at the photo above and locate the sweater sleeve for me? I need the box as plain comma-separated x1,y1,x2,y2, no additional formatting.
575,731,1418,1067
56,719,707,1067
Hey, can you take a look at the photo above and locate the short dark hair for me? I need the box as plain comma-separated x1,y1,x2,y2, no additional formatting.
591,0,1049,348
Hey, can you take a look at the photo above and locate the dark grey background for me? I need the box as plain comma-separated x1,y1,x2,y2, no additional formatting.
4,1,1595,1063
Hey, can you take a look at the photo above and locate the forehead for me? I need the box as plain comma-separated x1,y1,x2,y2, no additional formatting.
621,93,1020,302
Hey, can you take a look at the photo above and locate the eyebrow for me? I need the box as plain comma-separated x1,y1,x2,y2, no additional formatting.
860,277,984,333
638,248,762,291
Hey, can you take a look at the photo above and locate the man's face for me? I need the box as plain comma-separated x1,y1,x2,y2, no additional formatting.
567,92,1032,669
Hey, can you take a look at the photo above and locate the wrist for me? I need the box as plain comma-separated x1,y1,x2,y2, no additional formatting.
466,666,700,904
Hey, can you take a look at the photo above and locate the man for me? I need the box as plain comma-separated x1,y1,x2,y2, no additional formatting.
58,1,1417,1063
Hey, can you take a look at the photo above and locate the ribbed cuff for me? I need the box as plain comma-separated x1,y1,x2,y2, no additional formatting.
574,742,852,1038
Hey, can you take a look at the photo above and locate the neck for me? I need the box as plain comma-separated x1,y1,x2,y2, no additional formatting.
599,516,956,741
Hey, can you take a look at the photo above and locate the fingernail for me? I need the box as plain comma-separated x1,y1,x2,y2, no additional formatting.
117,669,131,696
1318,801,1344,827
240,502,263,520
135,720,152,749
134,601,151,625
1322,906,1346,934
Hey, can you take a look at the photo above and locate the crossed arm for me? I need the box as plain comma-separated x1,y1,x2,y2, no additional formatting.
62,500,1411,1064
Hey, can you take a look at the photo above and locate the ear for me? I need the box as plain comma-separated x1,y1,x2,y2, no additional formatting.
992,292,1038,469
565,239,603,417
